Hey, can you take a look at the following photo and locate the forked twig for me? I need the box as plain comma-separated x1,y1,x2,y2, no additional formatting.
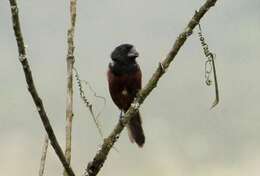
74,68,120,153
73,67,105,139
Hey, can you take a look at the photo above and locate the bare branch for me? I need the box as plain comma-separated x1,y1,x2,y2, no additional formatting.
39,134,49,176
85,0,218,175
8,0,75,176
64,0,77,176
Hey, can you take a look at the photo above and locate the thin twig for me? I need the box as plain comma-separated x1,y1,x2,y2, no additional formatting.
74,68,119,153
8,0,75,176
73,67,104,139
85,0,218,175
210,55,219,109
197,23,219,108
64,0,77,176
39,134,49,176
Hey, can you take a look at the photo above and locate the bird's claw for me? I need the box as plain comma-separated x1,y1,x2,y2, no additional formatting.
131,102,140,110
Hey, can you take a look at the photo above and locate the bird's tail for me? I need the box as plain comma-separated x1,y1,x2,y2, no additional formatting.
127,111,145,147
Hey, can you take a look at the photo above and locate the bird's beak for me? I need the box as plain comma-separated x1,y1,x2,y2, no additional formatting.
128,47,139,57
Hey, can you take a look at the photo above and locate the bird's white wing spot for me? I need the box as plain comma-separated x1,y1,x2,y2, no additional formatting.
122,89,128,96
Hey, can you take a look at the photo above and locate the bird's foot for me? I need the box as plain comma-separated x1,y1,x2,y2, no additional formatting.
131,102,140,110
119,111,124,119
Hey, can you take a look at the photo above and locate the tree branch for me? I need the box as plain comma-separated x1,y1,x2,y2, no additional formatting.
8,0,75,176
85,0,218,175
39,134,49,176
64,0,77,176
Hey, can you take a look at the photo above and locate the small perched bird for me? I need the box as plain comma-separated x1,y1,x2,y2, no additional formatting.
107,44,145,147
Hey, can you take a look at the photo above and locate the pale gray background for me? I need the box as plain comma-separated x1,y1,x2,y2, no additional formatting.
1,0,260,176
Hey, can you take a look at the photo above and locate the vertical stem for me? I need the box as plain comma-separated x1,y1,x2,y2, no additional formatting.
64,0,77,175
39,134,49,176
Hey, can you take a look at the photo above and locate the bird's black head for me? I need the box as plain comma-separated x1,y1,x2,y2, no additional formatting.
111,44,139,65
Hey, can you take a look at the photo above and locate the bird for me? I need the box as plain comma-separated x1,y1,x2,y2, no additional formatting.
107,43,145,147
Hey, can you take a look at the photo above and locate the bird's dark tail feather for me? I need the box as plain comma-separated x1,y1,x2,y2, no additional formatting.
127,111,145,147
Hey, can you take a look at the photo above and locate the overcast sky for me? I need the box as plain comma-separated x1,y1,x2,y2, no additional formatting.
1,0,260,176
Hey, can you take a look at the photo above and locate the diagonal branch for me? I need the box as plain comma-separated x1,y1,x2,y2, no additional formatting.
8,0,75,176
64,0,77,176
85,0,218,175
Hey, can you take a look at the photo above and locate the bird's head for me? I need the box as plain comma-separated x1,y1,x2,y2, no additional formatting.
111,44,139,65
